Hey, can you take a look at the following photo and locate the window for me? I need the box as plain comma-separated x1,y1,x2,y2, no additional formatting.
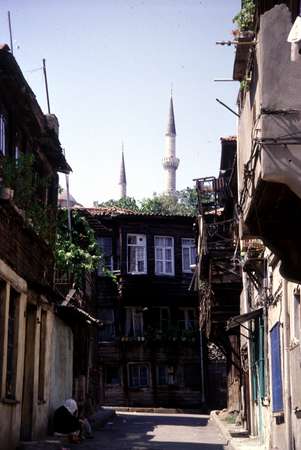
98,309,115,341
6,287,19,399
178,308,196,331
125,308,144,337
291,288,300,343
270,322,284,413
0,114,6,155
182,238,196,273
105,366,120,385
129,364,149,387
97,237,113,275
153,307,169,332
38,310,47,402
155,236,174,275
157,365,175,385
184,365,201,389
127,234,147,274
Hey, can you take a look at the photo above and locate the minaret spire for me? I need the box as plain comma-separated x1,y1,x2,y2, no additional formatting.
162,93,179,195
119,142,127,198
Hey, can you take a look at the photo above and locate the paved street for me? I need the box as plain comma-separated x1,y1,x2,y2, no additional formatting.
69,412,228,450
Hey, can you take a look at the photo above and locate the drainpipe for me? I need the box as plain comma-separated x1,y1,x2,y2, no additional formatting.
242,271,255,436
283,279,292,450
199,330,205,404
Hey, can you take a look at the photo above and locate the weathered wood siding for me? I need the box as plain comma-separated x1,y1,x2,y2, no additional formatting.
0,201,53,286
95,214,203,407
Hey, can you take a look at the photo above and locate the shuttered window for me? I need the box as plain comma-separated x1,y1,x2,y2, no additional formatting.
270,322,284,413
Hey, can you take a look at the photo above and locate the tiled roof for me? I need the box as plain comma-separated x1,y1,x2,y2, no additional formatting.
76,206,194,219
220,136,237,142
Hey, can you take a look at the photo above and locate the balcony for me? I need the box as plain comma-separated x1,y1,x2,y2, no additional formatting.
237,5,301,281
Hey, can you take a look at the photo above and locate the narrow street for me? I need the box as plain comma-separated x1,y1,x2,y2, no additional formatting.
70,412,228,450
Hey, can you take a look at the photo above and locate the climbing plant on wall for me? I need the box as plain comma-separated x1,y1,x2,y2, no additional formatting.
55,209,101,287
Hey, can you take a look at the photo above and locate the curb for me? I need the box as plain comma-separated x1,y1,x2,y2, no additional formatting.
89,407,116,430
210,410,234,450
103,406,207,415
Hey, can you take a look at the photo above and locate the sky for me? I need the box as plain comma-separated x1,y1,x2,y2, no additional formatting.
0,0,240,206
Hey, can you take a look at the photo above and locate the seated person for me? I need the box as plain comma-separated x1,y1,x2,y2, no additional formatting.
53,399,81,443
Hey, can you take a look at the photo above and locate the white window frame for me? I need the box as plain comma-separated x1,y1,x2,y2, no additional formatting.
154,307,170,332
182,238,196,273
125,307,144,337
157,365,175,385
0,114,6,155
178,308,196,331
97,236,113,276
154,236,174,276
291,288,300,346
127,234,147,274
128,363,150,388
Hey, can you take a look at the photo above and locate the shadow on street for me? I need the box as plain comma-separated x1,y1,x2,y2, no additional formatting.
68,412,226,450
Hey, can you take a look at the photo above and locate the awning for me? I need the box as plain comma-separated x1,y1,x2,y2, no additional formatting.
226,308,263,331
57,304,101,327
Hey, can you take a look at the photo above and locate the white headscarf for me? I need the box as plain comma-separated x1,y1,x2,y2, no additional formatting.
64,398,78,415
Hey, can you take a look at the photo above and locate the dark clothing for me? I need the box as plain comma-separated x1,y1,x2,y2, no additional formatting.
53,405,81,434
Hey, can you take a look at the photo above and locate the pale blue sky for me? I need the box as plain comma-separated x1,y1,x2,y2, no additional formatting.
0,0,240,206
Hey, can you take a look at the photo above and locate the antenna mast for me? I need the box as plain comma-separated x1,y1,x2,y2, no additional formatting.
8,11,13,55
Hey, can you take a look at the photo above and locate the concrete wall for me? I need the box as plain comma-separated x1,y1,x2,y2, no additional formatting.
242,252,301,450
238,5,301,226
0,255,74,448
0,261,27,450
49,316,73,415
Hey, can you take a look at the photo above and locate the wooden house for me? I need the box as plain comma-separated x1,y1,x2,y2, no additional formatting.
82,207,204,408
0,44,71,448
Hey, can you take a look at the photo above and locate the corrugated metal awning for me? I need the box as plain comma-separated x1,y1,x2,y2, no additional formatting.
226,308,263,331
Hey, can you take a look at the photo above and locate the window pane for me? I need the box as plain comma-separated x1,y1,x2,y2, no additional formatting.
155,237,164,247
134,311,143,335
165,248,172,260
165,237,173,247
165,261,172,274
140,366,148,386
182,238,194,246
97,237,113,274
137,246,144,259
156,248,163,260
183,248,190,271
158,366,168,385
137,260,144,273
128,247,136,272
156,261,163,274
106,367,120,385
128,235,137,245
190,247,196,264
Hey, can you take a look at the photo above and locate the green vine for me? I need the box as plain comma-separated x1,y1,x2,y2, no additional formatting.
240,79,250,93
0,153,54,241
233,0,255,32
55,209,101,288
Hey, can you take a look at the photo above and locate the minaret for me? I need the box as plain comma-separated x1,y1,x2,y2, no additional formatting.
118,144,127,198
162,94,179,195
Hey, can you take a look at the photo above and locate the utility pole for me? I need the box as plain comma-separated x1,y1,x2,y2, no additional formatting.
42,58,51,114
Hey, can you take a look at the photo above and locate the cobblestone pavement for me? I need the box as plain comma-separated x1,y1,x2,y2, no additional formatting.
67,411,228,450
